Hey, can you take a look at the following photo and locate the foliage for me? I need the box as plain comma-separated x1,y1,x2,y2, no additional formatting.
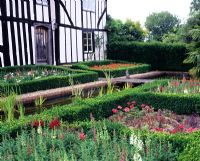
0,119,180,161
106,15,146,43
72,60,151,77
145,11,180,41
110,102,199,134
183,12,200,77
107,41,189,71
0,65,98,94
190,0,200,13
0,93,17,122
156,78,200,94
2,79,200,137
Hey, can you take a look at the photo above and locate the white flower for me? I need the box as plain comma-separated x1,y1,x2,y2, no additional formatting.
133,153,143,161
37,126,42,134
130,133,143,151
35,76,41,80
184,89,189,94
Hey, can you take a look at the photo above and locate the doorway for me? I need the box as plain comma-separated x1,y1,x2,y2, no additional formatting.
35,25,52,64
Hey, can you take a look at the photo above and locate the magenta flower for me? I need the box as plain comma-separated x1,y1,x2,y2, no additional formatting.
141,104,146,108
117,105,123,109
79,132,86,141
129,105,134,109
124,107,130,112
112,109,118,114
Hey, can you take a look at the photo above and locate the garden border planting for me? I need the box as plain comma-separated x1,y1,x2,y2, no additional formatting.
72,60,151,77
1,80,200,137
0,65,98,94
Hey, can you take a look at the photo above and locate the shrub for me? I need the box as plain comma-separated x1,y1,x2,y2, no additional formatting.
72,60,151,77
107,41,190,71
0,65,98,94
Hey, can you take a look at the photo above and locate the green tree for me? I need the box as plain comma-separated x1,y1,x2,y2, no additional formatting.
106,15,146,43
183,11,200,77
190,0,200,13
145,11,180,41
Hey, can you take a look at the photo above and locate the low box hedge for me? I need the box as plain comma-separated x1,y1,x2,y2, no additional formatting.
107,41,191,71
72,60,151,77
0,65,98,94
1,79,200,137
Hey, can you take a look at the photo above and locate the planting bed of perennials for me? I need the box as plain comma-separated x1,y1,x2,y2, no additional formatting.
0,65,98,94
72,60,151,77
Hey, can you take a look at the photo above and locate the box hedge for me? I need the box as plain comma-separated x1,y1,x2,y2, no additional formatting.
107,41,191,71
1,80,200,159
1,79,200,137
0,65,98,94
72,60,151,77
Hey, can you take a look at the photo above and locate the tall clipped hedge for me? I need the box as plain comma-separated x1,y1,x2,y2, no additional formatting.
107,41,190,71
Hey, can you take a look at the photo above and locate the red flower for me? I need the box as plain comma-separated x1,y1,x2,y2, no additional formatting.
170,128,178,134
112,109,118,114
132,101,137,105
32,120,44,128
154,128,164,132
141,104,146,108
178,124,184,129
49,118,60,129
124,107,130,112
117,105,123,109
79,132,86,141
129,105,134,109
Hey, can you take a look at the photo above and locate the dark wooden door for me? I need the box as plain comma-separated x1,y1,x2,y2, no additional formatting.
36,26,49,64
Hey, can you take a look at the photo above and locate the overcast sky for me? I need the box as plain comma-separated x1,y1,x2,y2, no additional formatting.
107,0,192,26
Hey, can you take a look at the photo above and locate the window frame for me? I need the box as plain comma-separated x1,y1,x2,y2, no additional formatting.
82,0,96,12
83,32,94,53
36,0,48,6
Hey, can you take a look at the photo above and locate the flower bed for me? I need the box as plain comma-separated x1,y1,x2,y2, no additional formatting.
72,60,151,77
0,65,98,94
0,119,179,160
156,78,200,94
110,101,199,134
90,63,138,70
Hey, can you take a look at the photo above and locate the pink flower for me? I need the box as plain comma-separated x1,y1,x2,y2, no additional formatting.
79,132,86,141
141,104,146,108
112,109,118,114
186,127,198,133
124,107,130,112
127,102,131,105
178,124,184,129
175,81,179,87
132,101,137,105
129,105,134,109
117,105,123,109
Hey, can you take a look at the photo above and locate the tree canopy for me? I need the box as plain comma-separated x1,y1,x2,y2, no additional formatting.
145,11,180,41
106,15,146,43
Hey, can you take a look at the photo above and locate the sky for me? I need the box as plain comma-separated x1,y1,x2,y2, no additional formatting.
107,0,192,26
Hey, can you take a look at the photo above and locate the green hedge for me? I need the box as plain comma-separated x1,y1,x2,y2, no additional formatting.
107,41,190,71
72,60,151,77
1,79,200,137
0,65,98,94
